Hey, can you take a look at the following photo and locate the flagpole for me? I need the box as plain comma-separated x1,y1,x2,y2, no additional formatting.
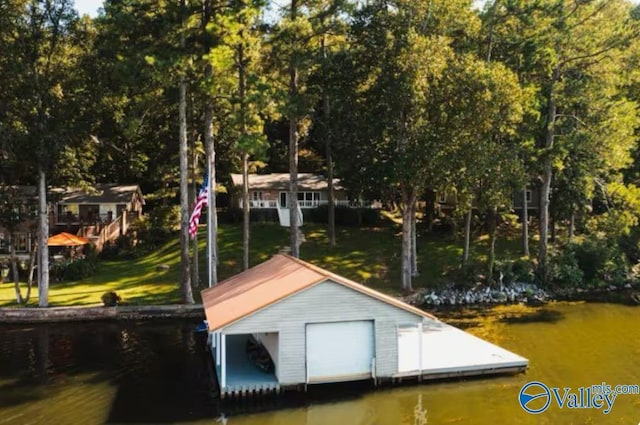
207,156,213,288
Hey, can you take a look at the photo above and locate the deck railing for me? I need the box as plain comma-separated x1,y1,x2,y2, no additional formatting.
240,199,379,209
55,212,114,225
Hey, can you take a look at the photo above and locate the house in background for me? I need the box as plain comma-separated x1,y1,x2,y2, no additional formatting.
230,173,351,209
202,254,528,398
512,187,541,217
0,183,144,258
0,186,38,260
434,186,541,217
53,183,144,227
229,173,379,226
53,184,145,251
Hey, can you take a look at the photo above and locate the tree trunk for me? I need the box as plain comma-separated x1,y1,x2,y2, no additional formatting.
37,167,49,308
242,153,250,270
487,206,498,285
538,71,558,283
10,239,22,304
569,209,575,243
238,36,250,271
25,240,36,303
425,190,435,232
522,185,530,257
322,35,335,247
401,190,416,291
411,201,419,277
178,0,194,304
288,0,300,258
461,208,472,269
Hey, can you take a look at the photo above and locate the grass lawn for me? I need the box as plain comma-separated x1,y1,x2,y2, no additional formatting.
0,220,532,307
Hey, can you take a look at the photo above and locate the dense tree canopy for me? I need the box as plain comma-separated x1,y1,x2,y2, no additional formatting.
1,0,640,298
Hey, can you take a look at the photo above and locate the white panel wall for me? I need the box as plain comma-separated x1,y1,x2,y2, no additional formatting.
223,280,425,384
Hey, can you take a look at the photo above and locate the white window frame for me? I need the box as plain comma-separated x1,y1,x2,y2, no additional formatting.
526,190,532,204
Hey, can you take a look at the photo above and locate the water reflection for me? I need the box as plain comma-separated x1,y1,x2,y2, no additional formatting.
0,302,639,424
0,321,218,424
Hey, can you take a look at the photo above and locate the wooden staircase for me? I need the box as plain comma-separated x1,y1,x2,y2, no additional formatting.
77,213,130,253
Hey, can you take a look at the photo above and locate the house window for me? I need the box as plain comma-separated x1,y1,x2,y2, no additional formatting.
438,191,447,203
7,233,30,253
297,192,320,205
251,191,263,201
526,190,532,204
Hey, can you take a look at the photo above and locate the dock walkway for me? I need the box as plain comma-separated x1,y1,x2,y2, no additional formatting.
397,321,528,380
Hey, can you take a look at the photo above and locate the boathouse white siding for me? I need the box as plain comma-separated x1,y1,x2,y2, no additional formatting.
220,280,426,384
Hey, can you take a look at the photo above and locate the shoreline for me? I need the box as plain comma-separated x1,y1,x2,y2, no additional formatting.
0,304,205,324
1,286,638,325
404,282,640,310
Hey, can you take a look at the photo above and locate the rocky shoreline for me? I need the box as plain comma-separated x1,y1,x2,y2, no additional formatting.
403,282,640,308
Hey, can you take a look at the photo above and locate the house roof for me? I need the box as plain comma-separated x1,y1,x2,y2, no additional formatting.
201,254,436,331
56,184,145,205
230,173,343,191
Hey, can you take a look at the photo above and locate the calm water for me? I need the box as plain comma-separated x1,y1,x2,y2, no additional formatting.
0,302,639,424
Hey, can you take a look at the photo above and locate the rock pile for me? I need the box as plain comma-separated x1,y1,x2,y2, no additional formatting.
405,282,549,307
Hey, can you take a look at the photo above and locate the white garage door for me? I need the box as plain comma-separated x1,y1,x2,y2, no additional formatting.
306,321,374,383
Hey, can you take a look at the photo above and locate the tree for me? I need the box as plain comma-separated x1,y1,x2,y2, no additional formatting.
488,0,640,283
332,0,484,290
8,0,81,307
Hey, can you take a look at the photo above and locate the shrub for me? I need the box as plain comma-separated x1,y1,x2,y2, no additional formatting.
306,205,383,226
548,238,630,287
101,291,121,307
495,258,535,284
52,246,98,281
548,249,584,288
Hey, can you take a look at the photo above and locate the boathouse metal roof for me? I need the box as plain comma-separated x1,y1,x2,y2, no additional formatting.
201,254,436,331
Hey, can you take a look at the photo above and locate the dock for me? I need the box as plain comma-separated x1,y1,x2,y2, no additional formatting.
202,255,529,400
210,321,527,399
396,320,528,380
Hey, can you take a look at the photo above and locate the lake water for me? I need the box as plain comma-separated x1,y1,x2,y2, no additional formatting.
0,302,638,424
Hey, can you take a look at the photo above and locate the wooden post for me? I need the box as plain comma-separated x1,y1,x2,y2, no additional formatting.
216,332,221,366
221,334,227,389
418,322,423,382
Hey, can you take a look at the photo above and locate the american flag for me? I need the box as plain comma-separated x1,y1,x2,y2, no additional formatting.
188,172,209,238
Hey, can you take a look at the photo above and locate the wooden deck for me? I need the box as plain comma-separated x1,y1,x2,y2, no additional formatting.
212,334,280,398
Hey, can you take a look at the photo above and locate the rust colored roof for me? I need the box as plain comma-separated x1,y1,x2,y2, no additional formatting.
201,254,436,331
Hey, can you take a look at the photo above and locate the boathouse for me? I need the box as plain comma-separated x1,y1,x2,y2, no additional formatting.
201,255,528,398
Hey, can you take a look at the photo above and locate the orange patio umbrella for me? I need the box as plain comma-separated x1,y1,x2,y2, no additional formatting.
47,232,90,247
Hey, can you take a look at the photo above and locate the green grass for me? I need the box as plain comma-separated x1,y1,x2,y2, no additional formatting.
0,220,533,307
